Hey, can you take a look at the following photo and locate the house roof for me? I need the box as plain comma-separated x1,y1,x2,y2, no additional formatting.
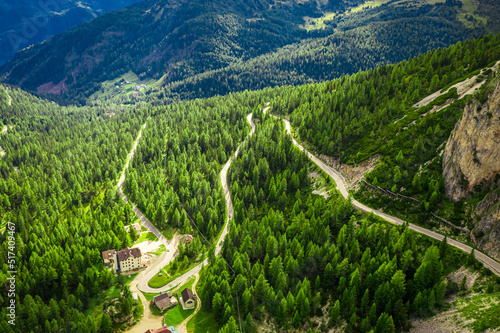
154,293,170,302
155,327,172,333
132,223,141,232
116,247,141,261
101,249,115,261
181,288,193,303
154,293,173,310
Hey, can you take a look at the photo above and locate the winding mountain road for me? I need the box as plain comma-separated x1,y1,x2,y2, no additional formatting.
120,105,499,333
263,106,500,277
113,112,255,330
412,60,500,109
117,120,169,245
137,113,256,294
117,120,182,332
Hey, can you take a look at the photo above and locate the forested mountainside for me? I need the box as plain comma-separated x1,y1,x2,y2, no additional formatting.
2,27,500,333
2,0,499,105
152,0,499,101
122,93,268,261
0,82,272,332
200,108,468,333
0,0,143,67
270,33,500,264
0,85,146,332
0,0,331,104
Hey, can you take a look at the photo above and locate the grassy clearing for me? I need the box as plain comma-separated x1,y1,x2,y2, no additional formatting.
455,292,500,332
149,244,166,255
186,308,219,333
300,0,393,31
148,259,201,288
148,266,172,288
457,0,487,28
133,231,158,244
177,276,196,292
161,228,176,240
349,0,389,13
163,276,198,325
164,305,194,326
124,273,139,285
300,12,336,31
89,70,157,101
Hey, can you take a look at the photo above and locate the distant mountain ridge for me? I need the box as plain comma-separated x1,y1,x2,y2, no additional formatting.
0,0,144,66
0,0,330,103
1,0,499,105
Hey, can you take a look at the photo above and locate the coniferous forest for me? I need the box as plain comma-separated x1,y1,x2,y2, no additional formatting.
1,1,500,333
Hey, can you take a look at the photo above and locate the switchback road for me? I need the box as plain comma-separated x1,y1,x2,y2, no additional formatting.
137,113,256,294
263,106,500,277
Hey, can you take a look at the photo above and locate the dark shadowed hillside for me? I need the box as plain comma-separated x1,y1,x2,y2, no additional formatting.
2,0,499,105
0,0,144,66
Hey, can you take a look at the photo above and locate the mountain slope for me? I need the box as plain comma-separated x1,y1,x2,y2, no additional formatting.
443,75,500,260
152,5,483,101
0,0,331,104
266,32,500,261
0,0,144,67
2,32,500,333
2,0,499,105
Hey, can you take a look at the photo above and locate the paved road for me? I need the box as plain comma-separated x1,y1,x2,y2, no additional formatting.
122,114,256,331
117,120,168,245
119,121,182,332
412,60,500,108
136,113,256,294
264,106,500,277
116,119,180,291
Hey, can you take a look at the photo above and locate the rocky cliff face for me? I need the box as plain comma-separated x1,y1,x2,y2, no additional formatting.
472,189,500,261
442,76,500,260
443,81,500,201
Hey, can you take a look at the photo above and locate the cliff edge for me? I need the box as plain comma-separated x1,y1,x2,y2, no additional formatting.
442,74,500,260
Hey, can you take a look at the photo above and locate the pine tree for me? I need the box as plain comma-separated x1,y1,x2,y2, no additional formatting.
439,236,448,260
244,313,256,333
395,150,404,165
329,300,340,326
220,316,239,333
99,314,113,333
374,313,395,333
292,310,301,328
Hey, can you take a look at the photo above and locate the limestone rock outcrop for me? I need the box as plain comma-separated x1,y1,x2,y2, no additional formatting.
442,78,500,261
471,190,500,261
442,82,500,201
